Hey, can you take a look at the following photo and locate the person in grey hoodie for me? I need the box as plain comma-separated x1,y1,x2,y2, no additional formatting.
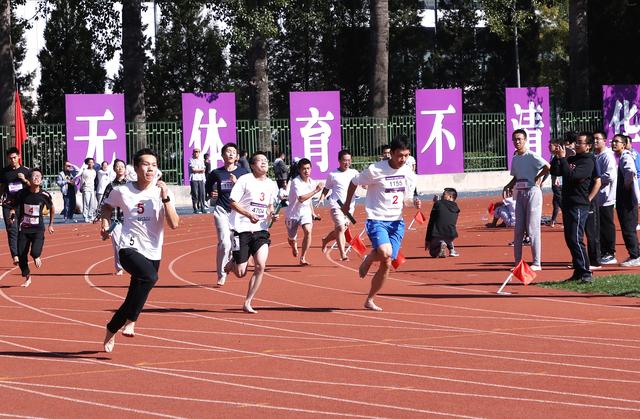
612,134,640,267
593,131,618,264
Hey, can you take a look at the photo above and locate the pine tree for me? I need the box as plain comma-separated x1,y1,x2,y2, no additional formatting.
37,0,106,122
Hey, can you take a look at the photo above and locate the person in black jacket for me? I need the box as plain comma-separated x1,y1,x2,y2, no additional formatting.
550,132,596,283
425,188,460,258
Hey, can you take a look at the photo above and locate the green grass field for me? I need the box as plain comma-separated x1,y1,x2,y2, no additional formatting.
538,274,640,297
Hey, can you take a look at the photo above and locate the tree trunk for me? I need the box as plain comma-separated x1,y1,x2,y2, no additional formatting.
122,0,146,148
369,0,389,146
248,35,271,152
569,0,589,110
0,0,15,134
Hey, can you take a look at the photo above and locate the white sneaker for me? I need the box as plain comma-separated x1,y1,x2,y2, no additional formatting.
589,265,602,270
530,265,542,271
217,275,226,286
621,257,640,267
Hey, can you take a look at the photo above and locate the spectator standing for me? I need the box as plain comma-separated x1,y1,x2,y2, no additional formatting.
189,148,206,213
56,161,79,223
593,131,618,265
79,158,97,223
238,150,250,171
612,135,640,267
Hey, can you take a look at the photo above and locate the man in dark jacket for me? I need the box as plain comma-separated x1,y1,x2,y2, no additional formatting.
550,131,596,283
425,188,460,258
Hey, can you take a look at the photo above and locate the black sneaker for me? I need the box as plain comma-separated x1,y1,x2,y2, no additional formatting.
580,275,594,284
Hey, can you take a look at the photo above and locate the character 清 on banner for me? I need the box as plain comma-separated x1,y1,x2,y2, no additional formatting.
182,92,237,185
602,85,640,150
289,91,342,180
415,88,464,175
65,94,126,167
505,87,551,168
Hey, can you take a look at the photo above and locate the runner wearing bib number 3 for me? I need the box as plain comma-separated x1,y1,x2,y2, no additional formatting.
100,149,180,353
226,152,279,314
341,136,420,311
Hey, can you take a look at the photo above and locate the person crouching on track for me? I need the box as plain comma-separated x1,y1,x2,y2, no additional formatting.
425,188,460,258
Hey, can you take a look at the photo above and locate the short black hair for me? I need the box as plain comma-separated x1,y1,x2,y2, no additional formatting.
84,157,94,165
512,129,527,139
338,149,351,160
593,130,607,139
563,131,577,144
613,133,629,146
249,151,267,166
577,131,594,146
133,148,158,167
221,143,238,155
6,147,19,156
113,159,125,168
298,158,312,170
390,135,410,152
29,168,42,179
443,187,458,200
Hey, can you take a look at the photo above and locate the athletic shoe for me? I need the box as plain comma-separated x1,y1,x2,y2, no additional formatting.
599,255,618,265
449,249,460,257
530,264,542,271
438,242,447,258
217,275,226,286
621,257,640,267
580,275,594,283
589,265,602,270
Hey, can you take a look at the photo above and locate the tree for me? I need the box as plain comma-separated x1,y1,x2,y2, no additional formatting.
144,2,227,120
568,0,588,110
369,0,389,120
37,0,107,122
122,0,146,124
0,0,15,128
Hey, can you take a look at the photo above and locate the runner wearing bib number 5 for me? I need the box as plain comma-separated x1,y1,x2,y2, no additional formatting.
341,135,420,311
227,152,279,314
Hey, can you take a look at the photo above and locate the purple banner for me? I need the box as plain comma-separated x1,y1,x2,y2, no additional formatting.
603,85,640,150
505,87,551,168
65,94,126,167
415,88,464,175
182,92,237,184
290,91,342,180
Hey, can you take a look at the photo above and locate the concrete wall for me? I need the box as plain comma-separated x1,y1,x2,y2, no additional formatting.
47,170,515,211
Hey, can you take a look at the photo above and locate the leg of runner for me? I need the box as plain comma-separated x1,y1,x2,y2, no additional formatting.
243,243,269,314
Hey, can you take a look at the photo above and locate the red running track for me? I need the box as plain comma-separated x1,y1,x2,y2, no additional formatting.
1,195,639,418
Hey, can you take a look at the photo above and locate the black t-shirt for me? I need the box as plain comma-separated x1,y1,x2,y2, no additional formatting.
15,188,53,231
205,166,249,212
1,165,31,208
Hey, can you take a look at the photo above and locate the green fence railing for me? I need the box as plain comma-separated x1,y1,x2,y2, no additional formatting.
2,110,605,184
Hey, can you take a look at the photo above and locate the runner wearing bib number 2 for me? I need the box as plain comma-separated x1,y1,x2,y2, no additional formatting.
227,152,279,314
100,149,180,353
341,136,420,312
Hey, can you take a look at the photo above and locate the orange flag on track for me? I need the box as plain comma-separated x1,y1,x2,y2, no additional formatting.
14,91,27,163
413,211,427,225
391,251,406,270
344,228,354,244
511,259,536,285
488,202,495,216
350,235,367,257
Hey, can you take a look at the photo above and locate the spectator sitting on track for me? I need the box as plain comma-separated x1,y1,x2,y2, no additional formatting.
425,188,460,258
487,196,516,228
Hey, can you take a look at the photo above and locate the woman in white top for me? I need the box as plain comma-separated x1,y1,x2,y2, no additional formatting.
100,148,179,353
227,152,279,313
96,161,115,204
284,158,322,266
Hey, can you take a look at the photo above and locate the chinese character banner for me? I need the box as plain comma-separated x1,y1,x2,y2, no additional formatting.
182,92,237,185
415,88,464,175
602,85,640,148
505,87,551,168
290,91,342,180
65,94,126,168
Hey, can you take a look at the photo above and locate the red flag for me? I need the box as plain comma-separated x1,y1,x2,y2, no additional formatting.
344,227,354,244
391,251,406,270
14,91,27,163
511,259,536,285
488,202,495,216
350,235,367,257
413,211,426,225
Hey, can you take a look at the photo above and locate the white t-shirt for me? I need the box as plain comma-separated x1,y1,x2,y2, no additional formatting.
229,174,278,233
97,169,115,195
352,160,417,221
405,155,416,171
103,182,175,260
80,166,96,192
324,168,359,211
285,176,318,221
189,157,206,182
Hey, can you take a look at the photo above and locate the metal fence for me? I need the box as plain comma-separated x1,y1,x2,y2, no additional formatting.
0,110,604,185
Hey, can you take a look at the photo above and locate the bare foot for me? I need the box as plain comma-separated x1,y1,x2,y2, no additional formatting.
243,302,257,314
288,239,299,258
21,276,31,288
122,321,135,337
300,259,310,266
358,254,372,279
34,258,42,268
223,259,234,274
103,329,116,352
12,256,18,266
321,236,330,253
364,299,383,311
115,269,124,276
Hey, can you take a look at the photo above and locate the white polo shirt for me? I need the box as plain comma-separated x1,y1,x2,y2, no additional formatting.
285,176,318,221
229,174,278,233
324,168,359,212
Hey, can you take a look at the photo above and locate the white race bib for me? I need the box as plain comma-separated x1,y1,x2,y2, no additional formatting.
8,182,23,193
383,175,405,209
249,202,268,220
